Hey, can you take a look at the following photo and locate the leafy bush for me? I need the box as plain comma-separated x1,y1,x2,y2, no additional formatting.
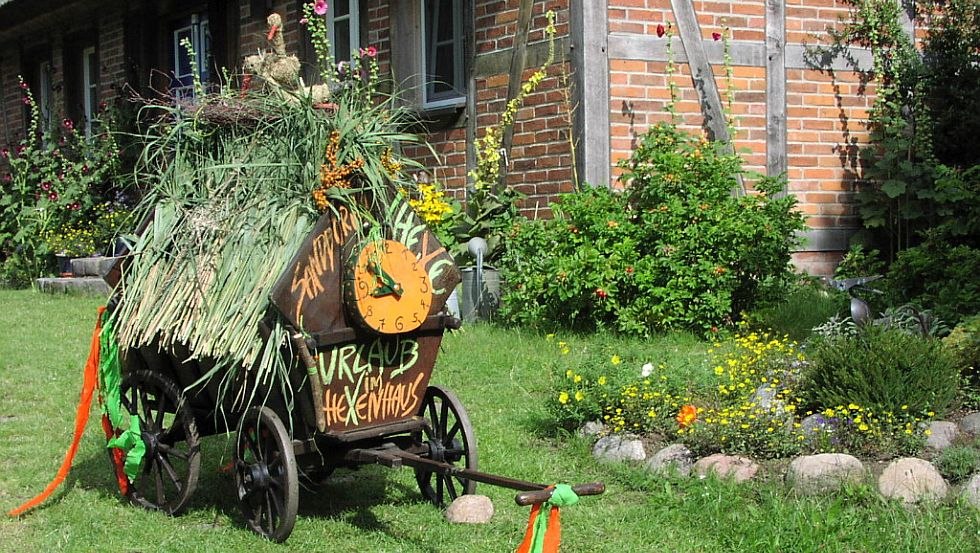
0,79,125,285
884,237,980,327
500,123,805,336
944,314,980,409
934,445,980,484
801,326,960,416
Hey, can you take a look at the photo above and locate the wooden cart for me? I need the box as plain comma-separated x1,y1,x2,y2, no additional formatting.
106,203,602,542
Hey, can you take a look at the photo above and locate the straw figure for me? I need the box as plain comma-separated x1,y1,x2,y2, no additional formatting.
243,13,301,89
244,13,330,104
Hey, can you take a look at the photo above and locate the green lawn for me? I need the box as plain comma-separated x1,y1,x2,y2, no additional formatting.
0,290,977,552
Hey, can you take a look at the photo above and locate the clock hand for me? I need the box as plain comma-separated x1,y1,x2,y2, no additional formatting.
366,261,403,298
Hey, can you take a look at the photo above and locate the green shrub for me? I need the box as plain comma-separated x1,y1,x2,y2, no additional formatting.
500,123,805,336
884,237,980,327
801,326,960,416
934,446,980,484
945,314,980,409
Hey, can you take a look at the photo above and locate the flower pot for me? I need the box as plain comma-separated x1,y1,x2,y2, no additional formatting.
459,266,501,323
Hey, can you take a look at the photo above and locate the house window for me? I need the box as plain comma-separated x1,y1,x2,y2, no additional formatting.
327,0,360,62
81,48,98,137
422,0,465,108
171,13,210,98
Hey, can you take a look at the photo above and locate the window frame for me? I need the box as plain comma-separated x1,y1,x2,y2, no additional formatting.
81,47,98,137
420,0,466,110
327,0,360,63
170,13,211,99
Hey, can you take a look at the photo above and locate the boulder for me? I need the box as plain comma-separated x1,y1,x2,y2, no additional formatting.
444,495,494,524
924,421,959,451
877,457,948,503
578,420,607,438
694,454,759,483
963,473,980,509
786,453,865,495
592,435,646,463
958,412,980,436
644,444,694,477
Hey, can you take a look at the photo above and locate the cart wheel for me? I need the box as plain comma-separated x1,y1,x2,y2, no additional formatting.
234,406,299,543
414,385,478,506
120,369,201,515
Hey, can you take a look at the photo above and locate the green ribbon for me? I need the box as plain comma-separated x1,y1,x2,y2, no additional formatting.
527,484,579,553
98,315,145,481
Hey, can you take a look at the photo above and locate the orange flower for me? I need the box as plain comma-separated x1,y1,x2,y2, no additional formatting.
676,404,697,429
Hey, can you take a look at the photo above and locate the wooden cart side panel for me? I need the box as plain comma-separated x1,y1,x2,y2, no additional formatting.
269,197,461,337
312,331,443,433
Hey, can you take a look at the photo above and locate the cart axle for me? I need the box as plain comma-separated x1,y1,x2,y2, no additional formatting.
346,446,604,505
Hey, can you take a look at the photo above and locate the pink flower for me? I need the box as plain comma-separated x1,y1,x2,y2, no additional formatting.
0,148,7,159
70,202,80,211
360,46,378,58
62,118,74,131
313,0,328,15
299,17,309,25
40,181,52,191
595,288,608,299
23,97,31,105
19,81,28,90
712,31,722,41
15,145,25,155
82,165,89,174
656,23,665,38
48,191,58,201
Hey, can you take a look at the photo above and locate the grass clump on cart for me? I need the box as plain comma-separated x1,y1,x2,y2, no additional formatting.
112,42,425,417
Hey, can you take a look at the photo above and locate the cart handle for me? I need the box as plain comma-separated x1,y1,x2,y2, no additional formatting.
514,482,605,506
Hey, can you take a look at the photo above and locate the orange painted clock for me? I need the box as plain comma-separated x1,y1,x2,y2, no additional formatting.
344,239,433,334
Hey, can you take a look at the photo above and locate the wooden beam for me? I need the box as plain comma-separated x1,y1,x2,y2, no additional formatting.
499,0,535,171
766,0,787,181
607,34,874,72
570,0,610,188
669,0,743,193
669,0,730,144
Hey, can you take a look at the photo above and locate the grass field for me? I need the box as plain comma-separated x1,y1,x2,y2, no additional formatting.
1,290,978,552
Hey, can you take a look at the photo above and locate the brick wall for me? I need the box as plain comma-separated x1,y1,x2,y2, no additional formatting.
0,49,24,152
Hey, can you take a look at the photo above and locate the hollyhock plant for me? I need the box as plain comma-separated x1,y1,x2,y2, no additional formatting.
313,0,327,15
656,23,666,38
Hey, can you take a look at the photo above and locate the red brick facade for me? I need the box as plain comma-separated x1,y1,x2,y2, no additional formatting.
0,0,892,275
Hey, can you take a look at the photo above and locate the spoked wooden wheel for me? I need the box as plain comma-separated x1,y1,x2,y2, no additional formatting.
120,369,201,515
414,385,478,505
234,406,298,543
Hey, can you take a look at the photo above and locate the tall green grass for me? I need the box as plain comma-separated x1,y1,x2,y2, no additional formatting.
1,290,977,552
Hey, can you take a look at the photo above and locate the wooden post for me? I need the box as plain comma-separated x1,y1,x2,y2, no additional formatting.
766,0,787,185
570,0,610,187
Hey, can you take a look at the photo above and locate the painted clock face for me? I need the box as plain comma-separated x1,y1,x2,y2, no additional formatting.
346,239,432,334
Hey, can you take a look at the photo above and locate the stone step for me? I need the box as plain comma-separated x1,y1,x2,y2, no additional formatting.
36,276,111,296
70,256,120,277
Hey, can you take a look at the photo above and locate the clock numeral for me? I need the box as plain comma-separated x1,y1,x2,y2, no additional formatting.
419,275,429,294
412,313,422,324
378,318,385,329
366,305,373,318
420,298,429,312
394,316,404,331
